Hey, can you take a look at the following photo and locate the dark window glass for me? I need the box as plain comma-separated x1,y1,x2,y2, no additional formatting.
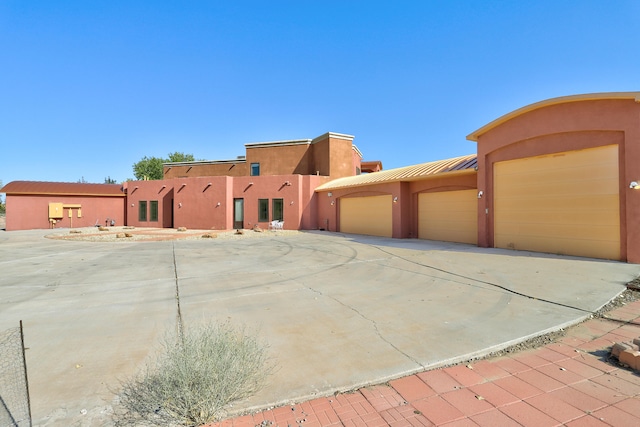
150,200,158,222
250,163,260,176
258,199,269,222
272,198,283,221
139,201,147,222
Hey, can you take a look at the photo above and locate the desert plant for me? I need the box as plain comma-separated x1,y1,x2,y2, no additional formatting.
113,321,274,427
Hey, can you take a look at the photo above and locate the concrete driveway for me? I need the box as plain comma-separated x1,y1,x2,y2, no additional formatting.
1,229,638,426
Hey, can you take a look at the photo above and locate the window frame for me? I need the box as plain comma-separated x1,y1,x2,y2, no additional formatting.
138,200,148,222
149,200,159,222
272,198,283,221
258,199,269,222
250,162,260,176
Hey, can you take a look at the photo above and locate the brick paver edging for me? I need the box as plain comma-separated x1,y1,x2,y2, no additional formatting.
208,300,640,427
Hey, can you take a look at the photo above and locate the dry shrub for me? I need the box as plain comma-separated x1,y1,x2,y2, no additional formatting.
113,322,274,427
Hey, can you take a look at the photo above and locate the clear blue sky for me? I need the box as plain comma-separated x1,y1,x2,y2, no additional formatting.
1,1,639,186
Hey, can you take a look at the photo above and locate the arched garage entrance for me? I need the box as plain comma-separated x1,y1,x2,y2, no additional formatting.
493,145,620,259
339,195,392,237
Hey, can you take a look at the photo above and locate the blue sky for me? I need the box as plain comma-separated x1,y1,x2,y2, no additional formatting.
1,1,639,186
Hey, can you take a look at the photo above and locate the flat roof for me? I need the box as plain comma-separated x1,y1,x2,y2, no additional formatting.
316,154,477,192
467,92,640,141
164,132,357,167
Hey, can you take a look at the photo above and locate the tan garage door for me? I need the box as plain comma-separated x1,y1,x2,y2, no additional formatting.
418,190,478,244
494,145,620,260
340,195,392,237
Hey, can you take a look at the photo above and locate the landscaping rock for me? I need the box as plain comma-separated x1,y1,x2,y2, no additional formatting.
235,229,244,235
116,233,126,238
98,226,108,231
177,227,187,232
202,233,217,238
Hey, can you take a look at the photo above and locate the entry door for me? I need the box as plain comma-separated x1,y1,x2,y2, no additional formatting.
233,198,244,229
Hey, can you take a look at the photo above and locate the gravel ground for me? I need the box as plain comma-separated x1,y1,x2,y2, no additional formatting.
45,226,300,241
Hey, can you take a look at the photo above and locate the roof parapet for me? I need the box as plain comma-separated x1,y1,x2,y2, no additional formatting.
467,91,640,142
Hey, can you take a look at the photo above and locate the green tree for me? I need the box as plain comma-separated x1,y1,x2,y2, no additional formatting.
167,152,196,163
132,152,197,180
132,156,165,180
104,176,117,184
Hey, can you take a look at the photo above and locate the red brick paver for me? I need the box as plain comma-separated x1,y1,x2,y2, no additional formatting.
208,300,640,427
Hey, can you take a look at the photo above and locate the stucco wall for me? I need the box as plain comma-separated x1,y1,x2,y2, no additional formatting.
5,195,125,231
125,174,323,231
316,173,477,238
164,162,247,179
474,97,640,262
125,180,175,228
246,144,312,176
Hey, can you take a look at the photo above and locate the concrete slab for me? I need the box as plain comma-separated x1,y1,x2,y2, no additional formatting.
1,229,638,426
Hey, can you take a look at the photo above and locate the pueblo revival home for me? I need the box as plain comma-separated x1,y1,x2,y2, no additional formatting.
3,92,640,263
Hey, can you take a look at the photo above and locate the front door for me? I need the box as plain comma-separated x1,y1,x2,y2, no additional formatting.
233,198,244,229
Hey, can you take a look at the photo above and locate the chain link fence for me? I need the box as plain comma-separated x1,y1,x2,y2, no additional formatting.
0,322,31,427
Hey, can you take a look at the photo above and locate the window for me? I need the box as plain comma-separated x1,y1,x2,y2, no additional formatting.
250,163,260,176
272,198,283,221
258,199,269,222
138,201,147,222
356,167,361,175
150,200,158,222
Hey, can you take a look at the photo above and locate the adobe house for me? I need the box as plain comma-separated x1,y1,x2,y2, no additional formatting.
3,92,639,263
124,132,366,230
0,181,125,231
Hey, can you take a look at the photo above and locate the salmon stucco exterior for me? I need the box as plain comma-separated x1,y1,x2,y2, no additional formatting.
2,92,640,263
0,181,125,231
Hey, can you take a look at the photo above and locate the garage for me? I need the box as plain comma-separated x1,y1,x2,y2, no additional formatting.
340,195,392,237
493,144,620,260
418,190,478,244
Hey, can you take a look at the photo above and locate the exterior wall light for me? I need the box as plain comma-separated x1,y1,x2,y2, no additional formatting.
630,181,640,189
478,190,484,198
216,202,221,207
393,197,398,203
331,201,335,206
328,192,332,197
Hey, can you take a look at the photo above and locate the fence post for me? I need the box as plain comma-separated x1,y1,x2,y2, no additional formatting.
19,321,32,426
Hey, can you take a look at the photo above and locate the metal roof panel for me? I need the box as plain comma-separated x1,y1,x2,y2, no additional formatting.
0,181,125,197
315,154,477,191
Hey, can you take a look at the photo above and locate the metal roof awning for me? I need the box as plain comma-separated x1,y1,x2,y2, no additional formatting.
316,154,477,192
